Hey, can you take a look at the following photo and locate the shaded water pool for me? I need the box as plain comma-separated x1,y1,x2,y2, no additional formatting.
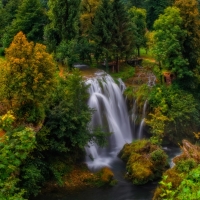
32,146,180,200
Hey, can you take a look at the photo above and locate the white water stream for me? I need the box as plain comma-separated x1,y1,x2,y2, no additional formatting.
85,71,133,170
138,100,148,139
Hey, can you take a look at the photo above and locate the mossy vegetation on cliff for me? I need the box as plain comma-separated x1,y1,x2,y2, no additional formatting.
153,140,200,200
119,139,169,185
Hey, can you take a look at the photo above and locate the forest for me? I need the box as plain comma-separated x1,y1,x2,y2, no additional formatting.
0,0,200,199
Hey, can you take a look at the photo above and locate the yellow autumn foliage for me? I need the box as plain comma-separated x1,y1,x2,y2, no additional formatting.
80,0,101,34
3,31,57,123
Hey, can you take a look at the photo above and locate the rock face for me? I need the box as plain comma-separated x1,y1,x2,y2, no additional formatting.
172,139,200,165
119,139,169,185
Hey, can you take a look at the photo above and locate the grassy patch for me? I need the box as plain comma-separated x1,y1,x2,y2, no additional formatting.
110,63,135,82
140,48,154,59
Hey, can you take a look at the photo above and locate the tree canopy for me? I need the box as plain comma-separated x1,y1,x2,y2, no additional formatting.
4,31,56,123
153,6,189,78
174,0,200,89
2,0,47,48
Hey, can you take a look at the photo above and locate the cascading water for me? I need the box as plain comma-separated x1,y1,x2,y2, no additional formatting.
85,71,133,170
138,100,148,139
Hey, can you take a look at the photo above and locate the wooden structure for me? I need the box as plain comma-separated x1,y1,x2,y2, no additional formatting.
127,58,143,67
101,60,118,72
163,72,175,85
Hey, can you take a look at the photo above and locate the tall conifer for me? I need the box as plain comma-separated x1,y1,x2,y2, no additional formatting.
2,0,46,47
112,0,134,71
90,0,114,68
45,0,81,51
91,0,134,72
144,0,173,29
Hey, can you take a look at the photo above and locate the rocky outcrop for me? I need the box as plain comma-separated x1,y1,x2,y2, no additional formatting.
119,139,169,185
174,139,200,163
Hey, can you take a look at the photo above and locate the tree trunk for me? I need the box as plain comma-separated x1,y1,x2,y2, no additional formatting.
116,56,119,73
137,46,140,57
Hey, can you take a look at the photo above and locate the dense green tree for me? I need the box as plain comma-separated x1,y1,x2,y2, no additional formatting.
44,69,108,151
111,0,134,71
91,0,134,72
0,112,36,199
1,0,9,7
44,0,82,67
4,31,56,123
45,0,81,52
148,85,199,142
129,6,147,57
40,0,48,8
0,0,22,49
2,0,47,47
153,7,189,78
90,0,114,67
174,0,200,89
128,0,145,7
80,0,101,35
144,0,174,29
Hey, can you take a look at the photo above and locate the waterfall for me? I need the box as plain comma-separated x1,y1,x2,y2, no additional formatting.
85,71,133,170
137,100,148,139
131,99,137,134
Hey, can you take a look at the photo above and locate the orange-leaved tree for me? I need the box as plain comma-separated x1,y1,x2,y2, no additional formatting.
4,31,56,124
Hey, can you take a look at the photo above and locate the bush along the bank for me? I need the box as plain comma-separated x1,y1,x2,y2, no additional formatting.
95,167,117,187
119,139,169,185
153,140,200,200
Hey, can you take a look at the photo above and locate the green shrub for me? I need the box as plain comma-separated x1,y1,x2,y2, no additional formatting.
95,167,117,187
150,149,168,163
0,47,5,56
175,158,197,173
153,158,200,200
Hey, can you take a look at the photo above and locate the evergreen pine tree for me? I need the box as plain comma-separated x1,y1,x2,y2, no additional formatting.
45,0,81,51
90,0,114,69
2,0,47,47
0,0,22,48
91,0,134,72
128,6,147,57
144,0,173,29
112,0,134,72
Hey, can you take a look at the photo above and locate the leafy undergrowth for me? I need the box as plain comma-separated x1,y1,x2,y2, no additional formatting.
39,164,117,195
64,164,97,190
153,140,200,200
0,130,5,140
63,165,117,189
0,56,6,63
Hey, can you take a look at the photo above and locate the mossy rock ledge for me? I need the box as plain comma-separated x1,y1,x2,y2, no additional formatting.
119,139,169,185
